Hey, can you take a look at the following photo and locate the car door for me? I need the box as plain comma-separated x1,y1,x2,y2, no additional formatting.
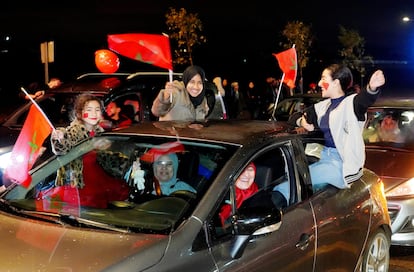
296,138,371,270
207,143,316,271
309,182,371,271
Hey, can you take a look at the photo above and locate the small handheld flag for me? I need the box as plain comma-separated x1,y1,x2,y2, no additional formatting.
107,33,173,70
273,47,297,89
4,104,53,187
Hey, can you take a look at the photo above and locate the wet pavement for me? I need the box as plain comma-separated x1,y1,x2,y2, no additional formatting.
390,246,414,271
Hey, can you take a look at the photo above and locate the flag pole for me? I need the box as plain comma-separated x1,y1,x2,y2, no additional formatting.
270,74,285,120
168,69,173,103
20,87,55,131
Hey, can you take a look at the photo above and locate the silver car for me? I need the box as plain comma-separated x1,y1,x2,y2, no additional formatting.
1,120,391,271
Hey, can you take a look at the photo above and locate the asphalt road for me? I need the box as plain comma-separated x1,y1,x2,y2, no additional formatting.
390,246,414,271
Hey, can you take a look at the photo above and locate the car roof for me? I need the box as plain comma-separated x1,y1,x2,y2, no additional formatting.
370,96,414,109
107,120,295,146
48,71,183,96
48,73,132,95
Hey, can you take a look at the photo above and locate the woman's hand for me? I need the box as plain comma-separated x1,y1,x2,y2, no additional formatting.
162,82,174,101
300,113,315,132
51,129,64,141
368,70,385,91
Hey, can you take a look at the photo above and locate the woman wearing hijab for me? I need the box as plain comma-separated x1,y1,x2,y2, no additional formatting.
219,162,259,226
151,65,210,121
153,153,196,195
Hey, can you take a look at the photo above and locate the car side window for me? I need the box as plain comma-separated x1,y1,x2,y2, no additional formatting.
206,145,292,246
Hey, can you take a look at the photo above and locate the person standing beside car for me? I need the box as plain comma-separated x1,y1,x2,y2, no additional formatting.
151,65,210,121
290,64,385,191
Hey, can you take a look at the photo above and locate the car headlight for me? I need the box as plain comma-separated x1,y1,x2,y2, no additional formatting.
386,177,414,197
0,151,12,171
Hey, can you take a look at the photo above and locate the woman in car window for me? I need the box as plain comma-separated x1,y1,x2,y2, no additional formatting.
290,64,385,191
152,153,196,195
49,94,130,208
219,162,258,226
51,94,105,188
151,65,210,121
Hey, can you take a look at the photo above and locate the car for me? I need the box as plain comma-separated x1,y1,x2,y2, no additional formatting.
363,96,414,247
0,71,226,178
0,119,391,271
264,93,324,121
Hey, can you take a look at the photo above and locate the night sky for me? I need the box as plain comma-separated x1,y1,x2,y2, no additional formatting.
1,0,413,95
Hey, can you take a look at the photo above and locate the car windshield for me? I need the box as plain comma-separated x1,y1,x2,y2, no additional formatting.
363,108,414,149
1,135,236,234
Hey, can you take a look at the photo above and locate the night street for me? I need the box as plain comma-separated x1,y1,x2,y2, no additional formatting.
390,246,414,271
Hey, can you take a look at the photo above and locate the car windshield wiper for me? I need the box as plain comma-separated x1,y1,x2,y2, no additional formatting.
58,214,131,233
0,200,130,232
0,201,72,226
21,210,131,232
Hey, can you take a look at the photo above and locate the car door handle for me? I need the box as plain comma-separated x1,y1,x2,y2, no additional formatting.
295,233,314,250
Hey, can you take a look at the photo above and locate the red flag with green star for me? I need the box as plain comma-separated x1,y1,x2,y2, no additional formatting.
273,48,297,89
107,33,173,70
5,104,53,187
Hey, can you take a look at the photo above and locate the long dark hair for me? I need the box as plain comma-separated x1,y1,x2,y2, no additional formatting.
327,64,354,94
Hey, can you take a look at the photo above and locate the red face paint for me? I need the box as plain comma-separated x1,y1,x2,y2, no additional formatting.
322,82,329,90
83,112,88,118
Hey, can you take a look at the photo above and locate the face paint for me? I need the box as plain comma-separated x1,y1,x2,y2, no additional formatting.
81,100,102,127
322,82,329,90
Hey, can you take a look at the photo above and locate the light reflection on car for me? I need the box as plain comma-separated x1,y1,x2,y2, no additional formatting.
0,120,391,271
363,97,414,247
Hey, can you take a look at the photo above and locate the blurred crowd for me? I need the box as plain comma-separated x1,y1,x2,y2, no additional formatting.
209,76,317,120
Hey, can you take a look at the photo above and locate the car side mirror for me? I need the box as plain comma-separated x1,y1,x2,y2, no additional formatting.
230,197,282,259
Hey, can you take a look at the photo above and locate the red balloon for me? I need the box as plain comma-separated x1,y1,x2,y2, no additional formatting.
95,49,120,73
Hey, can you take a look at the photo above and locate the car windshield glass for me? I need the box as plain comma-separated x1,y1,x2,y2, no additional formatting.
363,108,414,149
3,135,235,234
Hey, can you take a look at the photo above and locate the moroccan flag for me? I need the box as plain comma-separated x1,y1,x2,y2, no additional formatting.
108,33,173,70
273,48,297,89
35,185,80,216
5,105,53,187
140,141,185,163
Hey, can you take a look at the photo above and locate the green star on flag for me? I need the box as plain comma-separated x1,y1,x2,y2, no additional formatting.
5,104,52,187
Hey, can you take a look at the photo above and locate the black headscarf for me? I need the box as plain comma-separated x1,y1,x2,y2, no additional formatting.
183,65,206,107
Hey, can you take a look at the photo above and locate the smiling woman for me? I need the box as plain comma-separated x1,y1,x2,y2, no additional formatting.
151,65,210,121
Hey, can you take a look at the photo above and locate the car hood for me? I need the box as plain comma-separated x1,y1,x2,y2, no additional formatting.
365,148,414,189
0,210,167,271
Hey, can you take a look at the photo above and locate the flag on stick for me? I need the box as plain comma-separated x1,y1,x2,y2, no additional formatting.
107,33,173,70
273,47,297,89
4,104,53,187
